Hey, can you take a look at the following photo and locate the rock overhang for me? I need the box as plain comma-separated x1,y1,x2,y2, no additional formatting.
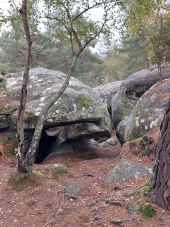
0,67,112,143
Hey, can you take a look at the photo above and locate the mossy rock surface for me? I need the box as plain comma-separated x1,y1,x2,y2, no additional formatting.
0,67,111,144
125,79,170,141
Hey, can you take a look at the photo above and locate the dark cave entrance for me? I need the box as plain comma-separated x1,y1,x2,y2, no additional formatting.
35,129,57,164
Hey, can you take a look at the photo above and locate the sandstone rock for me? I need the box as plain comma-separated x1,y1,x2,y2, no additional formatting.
0,68,111,147
94,80,123,109
111,83,138,129
111,64,170,131
65,180,85,198
124,64,170,97
99,137,117,147
104,160,152,185
124,79,170,141
116,116,129,145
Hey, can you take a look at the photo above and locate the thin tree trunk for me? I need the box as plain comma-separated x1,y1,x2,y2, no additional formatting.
153,99,170,210
17,0,32,173
25,55,78,165
145,48,150,68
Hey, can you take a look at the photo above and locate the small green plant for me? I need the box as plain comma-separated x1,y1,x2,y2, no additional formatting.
8,170,42,190
52,165,67,177
0,140,4,145
27,110,35,118
78,95,91,109
138,203,156,219
141,136,151,156
130,127,141,141
0,81,6,89
5,149,16,157
137,182,152,197
119,110,125,119
0,68,6,75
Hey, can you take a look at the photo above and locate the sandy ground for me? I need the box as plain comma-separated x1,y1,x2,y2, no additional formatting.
0,143,170,227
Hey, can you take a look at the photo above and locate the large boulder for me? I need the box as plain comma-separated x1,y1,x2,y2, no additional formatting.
0,67,111,146
111,83,138,129
94,80,123,110
124,79,170,141
124,64,170,97
111,64,170,131
115,116,129,145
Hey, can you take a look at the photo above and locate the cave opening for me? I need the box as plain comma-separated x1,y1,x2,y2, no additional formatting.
35,129,57,164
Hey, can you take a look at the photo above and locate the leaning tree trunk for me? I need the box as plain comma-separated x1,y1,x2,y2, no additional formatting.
153,98,170,210
17,0,32,173
25,55,78,166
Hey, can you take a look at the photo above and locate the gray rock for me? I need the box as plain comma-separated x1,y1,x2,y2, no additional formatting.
0,67,111,145
110,218,124,225
104,160,153,185
0,115,8,129
111,64,170,130
105,197,125,206
94,80,123,109
44,163,67,174
116,116,129,145
65,180,85,198
124,78,170,141
111,83,138,129
124,64,170,97
99,137,117,147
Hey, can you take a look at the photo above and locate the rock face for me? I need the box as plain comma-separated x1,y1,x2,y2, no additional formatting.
94,81,123,110
111,64,170,135
116,116,129,145
124,79,170,141
0,67,111,156
111,83,138,129
124,64,170,97
104,160,152,185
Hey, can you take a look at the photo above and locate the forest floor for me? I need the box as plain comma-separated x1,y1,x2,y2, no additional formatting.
0,142,170,227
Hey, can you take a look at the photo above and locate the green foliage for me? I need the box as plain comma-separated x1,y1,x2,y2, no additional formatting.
138,203,156,219
78,95,92,109
0,80,6,89
119,110,125,120
27,110,35,118
103,35,150,80
4,149,16,157
52,165,67,177
137,182,152,197
141,136,151,156
0,140,4,145
127,92,139,101
130,127,141,141
0,67,6,75
123,0,170,69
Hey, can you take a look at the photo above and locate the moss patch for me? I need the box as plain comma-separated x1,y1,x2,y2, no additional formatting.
78,95,92,109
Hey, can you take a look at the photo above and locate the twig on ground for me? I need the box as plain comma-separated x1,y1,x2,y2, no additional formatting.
43,198,61,227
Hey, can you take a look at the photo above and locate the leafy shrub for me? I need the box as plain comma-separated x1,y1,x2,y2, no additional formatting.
138,203,156,219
